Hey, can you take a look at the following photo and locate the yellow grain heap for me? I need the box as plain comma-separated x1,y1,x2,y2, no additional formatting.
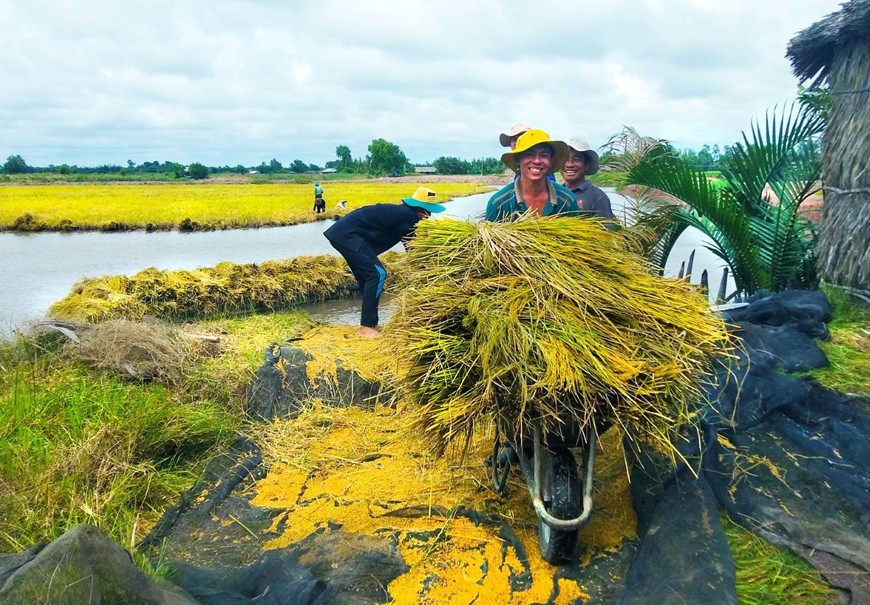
386,214,732,461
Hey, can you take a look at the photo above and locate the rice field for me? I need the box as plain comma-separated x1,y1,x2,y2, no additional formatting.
0,181,490,231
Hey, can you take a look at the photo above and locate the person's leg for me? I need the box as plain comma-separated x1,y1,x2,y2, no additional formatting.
357,253,386,330
327,241,386,337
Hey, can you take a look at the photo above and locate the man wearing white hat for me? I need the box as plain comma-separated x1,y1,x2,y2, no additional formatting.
498,123,532,149
561,138,616,228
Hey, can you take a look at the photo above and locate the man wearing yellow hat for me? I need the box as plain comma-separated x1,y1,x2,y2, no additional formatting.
324,187,445,338
486,129,579,221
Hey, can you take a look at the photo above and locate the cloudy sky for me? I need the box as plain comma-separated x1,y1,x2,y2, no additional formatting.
0,0,843,168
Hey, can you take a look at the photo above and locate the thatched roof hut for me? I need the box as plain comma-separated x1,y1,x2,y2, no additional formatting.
787,0,870,298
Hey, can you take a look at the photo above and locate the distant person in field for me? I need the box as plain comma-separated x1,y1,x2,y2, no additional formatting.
324,187,445,338
560,137,616,229
314,181,324,200
314,195,327,213
486,129,579,221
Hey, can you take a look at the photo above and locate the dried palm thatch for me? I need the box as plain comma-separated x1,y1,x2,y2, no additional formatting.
387,215,732,463
815,38,870,296
788,0,870,296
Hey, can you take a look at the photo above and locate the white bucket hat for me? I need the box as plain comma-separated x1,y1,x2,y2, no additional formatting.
566,137,601,175
499,123,532,147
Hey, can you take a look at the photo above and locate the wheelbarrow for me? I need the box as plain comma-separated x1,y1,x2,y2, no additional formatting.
490,417,597,564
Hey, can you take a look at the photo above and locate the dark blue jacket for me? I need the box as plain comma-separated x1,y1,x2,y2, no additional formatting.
324,202,423,254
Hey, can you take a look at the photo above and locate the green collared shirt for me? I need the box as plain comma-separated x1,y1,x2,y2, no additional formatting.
485,179,579,221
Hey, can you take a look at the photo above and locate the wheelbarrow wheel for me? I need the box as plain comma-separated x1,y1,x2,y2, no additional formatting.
538,447,581,564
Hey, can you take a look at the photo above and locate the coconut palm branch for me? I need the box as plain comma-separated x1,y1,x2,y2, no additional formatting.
617,102,823,296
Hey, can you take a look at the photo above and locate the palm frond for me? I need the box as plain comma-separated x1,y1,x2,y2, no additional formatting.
619,101,823,296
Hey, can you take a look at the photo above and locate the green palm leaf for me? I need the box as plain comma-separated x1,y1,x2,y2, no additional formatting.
620,102,822,296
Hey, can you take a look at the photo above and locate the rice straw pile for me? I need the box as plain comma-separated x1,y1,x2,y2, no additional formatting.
49,255,355,324
387,214,731,461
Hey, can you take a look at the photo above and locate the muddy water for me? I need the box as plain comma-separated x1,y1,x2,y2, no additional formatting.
0,190,731,337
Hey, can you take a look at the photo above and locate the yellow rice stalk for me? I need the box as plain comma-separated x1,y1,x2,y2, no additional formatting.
387,214,732,462
50,255,356,324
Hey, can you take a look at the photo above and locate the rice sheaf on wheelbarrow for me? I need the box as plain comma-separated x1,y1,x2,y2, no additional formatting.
386,214,734,465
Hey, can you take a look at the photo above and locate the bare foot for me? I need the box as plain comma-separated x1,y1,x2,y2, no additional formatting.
357,326,382,339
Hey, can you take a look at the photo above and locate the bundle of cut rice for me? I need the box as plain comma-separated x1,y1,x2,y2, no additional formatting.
386,214,732,461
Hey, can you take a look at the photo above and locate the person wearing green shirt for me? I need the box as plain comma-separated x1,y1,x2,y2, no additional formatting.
486,129,579,221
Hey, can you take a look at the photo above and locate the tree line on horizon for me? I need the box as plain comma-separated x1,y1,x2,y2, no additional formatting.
3,137,760,180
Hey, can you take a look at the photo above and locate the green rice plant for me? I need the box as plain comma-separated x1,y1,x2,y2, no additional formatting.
723,514,838,604
387,215,732,463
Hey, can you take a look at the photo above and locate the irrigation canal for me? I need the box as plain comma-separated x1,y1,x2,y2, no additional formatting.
0,190,732,337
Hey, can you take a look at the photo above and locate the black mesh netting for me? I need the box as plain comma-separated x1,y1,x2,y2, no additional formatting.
128,290,870,604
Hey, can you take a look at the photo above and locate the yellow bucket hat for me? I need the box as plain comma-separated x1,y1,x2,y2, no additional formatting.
500,129,570,174
402,187,446,213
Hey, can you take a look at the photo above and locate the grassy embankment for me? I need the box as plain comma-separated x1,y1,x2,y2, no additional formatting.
0,181,490,232
0,310,316,570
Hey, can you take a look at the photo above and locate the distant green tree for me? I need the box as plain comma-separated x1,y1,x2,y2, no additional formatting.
188,162,209,179
467,157,503,174
466,157,503,174
169,163,185,178
290,159,308,173
308,163,322,172
680,148,698,167
335,145,353,171
433,156,469,175
3,155,29,174
270,159,284,173
367,139,407,176
696,145,714,171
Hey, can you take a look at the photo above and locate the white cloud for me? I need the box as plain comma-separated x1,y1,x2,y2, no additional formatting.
0,0,845,167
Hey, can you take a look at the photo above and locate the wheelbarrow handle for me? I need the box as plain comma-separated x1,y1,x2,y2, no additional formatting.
517,423,596,531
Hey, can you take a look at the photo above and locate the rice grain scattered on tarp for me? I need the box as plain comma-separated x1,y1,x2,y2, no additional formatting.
386,214,732,462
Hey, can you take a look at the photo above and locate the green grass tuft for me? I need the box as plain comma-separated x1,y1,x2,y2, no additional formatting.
0,309,314,554
723,514,839,605
805,286,870,397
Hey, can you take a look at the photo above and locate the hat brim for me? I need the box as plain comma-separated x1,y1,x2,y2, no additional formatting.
583,150,600,176
402,198,446,213
501,141,570,174
498,133,513,147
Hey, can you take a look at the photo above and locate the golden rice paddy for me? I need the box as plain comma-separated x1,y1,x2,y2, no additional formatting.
0,182,490,231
